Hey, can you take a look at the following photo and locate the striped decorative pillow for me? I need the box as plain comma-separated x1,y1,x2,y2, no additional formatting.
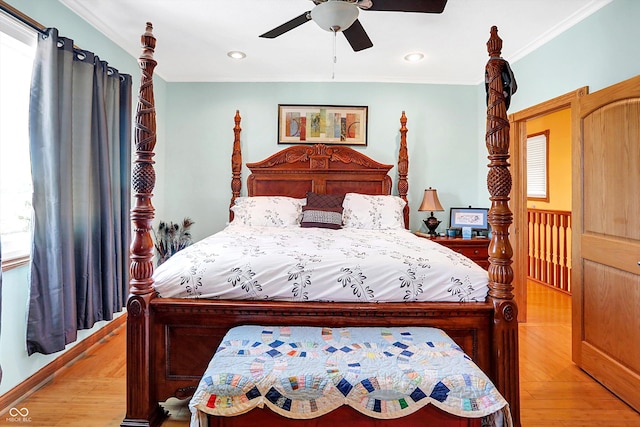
300,206,343,229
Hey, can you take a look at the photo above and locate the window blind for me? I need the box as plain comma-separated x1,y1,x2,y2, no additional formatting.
527,133,548,199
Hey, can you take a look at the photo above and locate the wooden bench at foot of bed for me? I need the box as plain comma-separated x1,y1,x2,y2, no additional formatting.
191,325,508,427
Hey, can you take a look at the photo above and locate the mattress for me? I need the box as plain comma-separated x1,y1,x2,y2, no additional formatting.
153,225,489,303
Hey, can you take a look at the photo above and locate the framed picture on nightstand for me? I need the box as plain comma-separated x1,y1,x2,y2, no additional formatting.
449,207,489,230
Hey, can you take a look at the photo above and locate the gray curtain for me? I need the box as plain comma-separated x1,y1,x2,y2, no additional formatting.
0,241,3,384
27,28,132,355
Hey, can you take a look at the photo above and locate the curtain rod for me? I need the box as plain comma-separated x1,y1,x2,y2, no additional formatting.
0,0,46,35
0,0,84,52
0,0,128,78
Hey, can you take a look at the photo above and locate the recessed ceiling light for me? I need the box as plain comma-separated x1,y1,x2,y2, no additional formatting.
404,52,424,62
227,51,246,60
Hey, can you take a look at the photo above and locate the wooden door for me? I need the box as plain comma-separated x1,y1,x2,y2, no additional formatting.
572,74,640,411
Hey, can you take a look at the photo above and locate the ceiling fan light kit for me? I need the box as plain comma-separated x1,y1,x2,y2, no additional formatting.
310,1,359,33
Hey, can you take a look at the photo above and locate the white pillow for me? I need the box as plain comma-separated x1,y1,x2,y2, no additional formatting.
230,196,305,227
342,193,406,229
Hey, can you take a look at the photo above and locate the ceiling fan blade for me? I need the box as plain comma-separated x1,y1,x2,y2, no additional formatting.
342,19,373,52
259,12,312,38
366,0,447,13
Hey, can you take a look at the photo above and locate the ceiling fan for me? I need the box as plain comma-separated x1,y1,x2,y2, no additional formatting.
259,0,448,52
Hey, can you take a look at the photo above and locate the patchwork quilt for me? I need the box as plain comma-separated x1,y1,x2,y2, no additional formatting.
189,326,512,427
153,226,489,303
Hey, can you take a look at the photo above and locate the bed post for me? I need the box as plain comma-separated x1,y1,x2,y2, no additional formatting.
397,111,409,228
229,110,242,222
485,26,520,427
122,23,166,427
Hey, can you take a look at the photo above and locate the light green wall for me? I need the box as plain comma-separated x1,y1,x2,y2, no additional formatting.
162,82,479,240
1,0,638,400
509,0,640,112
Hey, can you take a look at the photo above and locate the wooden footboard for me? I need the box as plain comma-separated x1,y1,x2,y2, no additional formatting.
150,299,495,403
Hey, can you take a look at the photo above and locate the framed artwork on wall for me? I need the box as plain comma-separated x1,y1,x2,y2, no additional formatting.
449,207,489,230
278,104,368,145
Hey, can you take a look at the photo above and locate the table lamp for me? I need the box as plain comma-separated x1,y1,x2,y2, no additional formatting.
418,187,444,237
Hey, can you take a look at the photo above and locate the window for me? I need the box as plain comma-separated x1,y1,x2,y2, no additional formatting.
526,131,549,202
0,12,37,268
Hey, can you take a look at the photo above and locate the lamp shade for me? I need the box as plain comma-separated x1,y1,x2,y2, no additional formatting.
418,188,444,212
311,1,359,32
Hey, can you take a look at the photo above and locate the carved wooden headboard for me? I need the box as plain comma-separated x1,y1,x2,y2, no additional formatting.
246,144,393,197
229,111,410,228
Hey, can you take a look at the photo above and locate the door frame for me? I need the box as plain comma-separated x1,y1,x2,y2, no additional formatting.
509,87,588,321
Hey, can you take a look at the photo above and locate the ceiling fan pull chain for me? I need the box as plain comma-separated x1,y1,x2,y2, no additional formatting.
332,28,337,80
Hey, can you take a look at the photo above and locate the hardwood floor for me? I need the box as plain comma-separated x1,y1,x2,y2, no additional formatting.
519,283,640,426
1,282,639,426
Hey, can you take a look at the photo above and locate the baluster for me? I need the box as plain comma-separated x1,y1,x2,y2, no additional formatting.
528,210,534,278
537,211,543,282
566,212,570,292
552,214,559,290
547,212,557,287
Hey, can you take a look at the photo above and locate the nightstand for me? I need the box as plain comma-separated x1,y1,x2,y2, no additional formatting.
415,232,490,270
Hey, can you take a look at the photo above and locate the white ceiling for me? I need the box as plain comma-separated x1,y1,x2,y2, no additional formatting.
60,0,611,84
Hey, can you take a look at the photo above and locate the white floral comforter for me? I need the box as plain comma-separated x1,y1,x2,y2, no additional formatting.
153,226,489,302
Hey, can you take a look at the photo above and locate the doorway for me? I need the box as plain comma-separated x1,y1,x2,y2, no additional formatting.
509,87,587,322
525,110,573,294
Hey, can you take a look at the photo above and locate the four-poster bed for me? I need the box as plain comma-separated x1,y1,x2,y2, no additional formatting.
122,23,520,427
